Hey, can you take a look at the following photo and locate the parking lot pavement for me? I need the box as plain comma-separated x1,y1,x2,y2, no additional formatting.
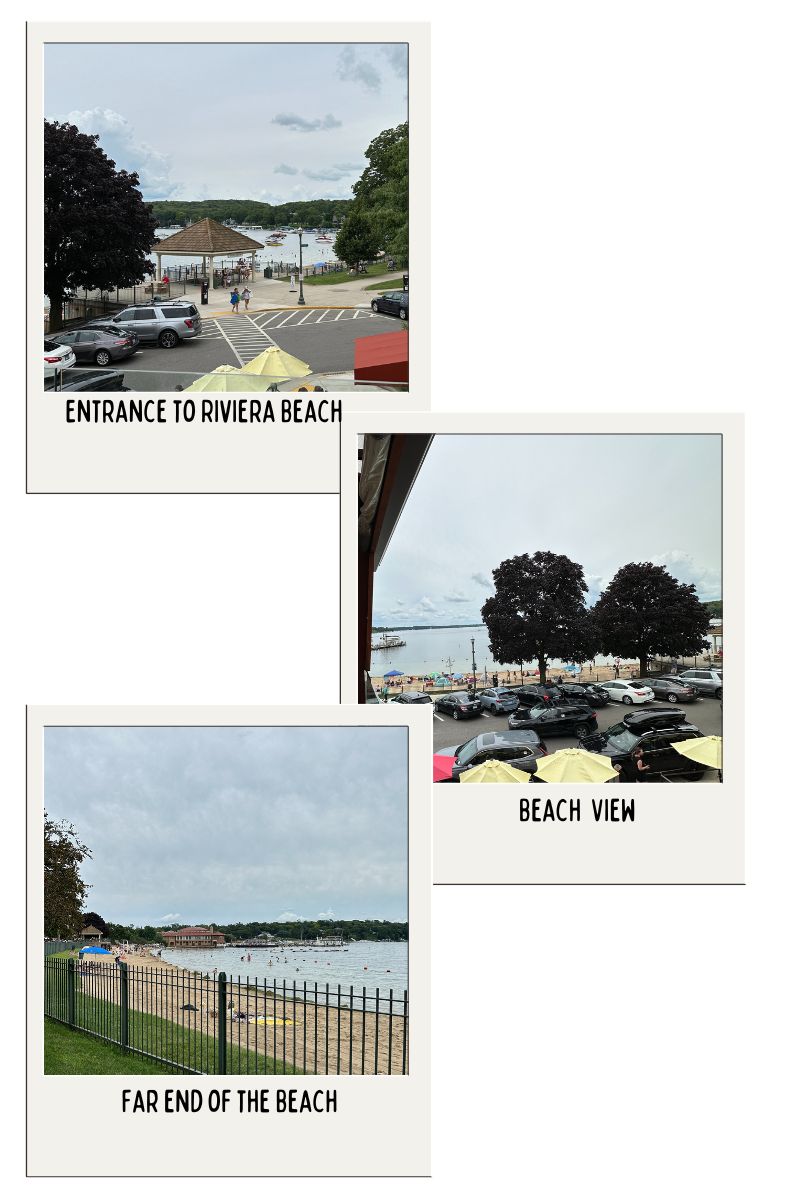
433,694,723,765
111,307,406,389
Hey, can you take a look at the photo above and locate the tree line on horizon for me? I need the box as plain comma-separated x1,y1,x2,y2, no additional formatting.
103,918,408,945
481,553,717,682
150,197,353,230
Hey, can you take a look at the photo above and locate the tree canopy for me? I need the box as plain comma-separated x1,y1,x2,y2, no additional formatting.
44,812,91,938
150,197,353,230
333,210,381,268
44,120,157,330
81,911,109,935
591,562,710,677
336,122,408,266
481,552,593,683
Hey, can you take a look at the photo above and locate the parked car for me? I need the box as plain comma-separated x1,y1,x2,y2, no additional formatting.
370,290,408,320
548,681,610,708
95,300,202,347
437,730,548,782
43,338,76,379
645,676,699,703
44,368,130,392
509,703,597,739
579,709,708,781
680,668,723,698
434,691,482,720
388,690,432,704
596,679,655,705
49,325,138,367
479,687,519,714
516,683,564,706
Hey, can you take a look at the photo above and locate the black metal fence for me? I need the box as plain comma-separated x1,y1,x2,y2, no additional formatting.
44,958,408,1076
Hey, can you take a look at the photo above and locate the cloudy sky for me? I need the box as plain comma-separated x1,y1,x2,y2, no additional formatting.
44,726,408,926
373,434,722,626
44,43,407,201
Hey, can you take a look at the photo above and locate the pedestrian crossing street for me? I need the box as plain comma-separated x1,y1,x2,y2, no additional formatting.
212,315,278,365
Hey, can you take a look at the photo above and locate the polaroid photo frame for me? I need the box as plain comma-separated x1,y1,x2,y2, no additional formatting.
341,411,744,884
27,704,431,1177
27,22,430,493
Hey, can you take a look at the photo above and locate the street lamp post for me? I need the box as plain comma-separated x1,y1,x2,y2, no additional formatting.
297,225,306,306
470,637,478,697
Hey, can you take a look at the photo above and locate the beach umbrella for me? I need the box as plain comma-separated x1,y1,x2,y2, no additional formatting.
433,754,457,783
185,364,273,392
241,345,312,384
384,670,403,679
433,676,450,687
533,747,617,783
452,672,464,680
81,945,112,954
460,759,531,783
671,736,722,774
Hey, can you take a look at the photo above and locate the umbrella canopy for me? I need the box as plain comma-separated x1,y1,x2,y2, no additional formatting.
384,670,403,678
433,754,457,782
185,364,274,392
533,747,617,783
671,735,722,770
460,759,531,783
242,345,312,383
433,676,450,687
81,946,112,954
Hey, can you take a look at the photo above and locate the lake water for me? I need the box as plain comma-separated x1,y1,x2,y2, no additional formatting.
152,226,341,272
159,940,408,997
369,624,631,677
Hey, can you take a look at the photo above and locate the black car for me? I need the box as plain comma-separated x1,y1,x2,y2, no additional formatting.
44,368,130,392
515,683,564,707
50,325,139,366
389,690,432,705
552,681,610,707
578,709,708,781
437,730,548,781
508,703,597,738
370,290,408,320
434,691,482,720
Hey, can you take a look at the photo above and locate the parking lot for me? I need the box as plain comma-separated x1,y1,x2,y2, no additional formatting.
106,307,404,390
431,690,723,770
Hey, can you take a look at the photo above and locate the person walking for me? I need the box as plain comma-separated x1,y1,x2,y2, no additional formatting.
241,286,251,311
230,287,240,313
632,747,651,779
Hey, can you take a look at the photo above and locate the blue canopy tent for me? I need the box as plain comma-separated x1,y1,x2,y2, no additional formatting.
384,670,403,679
81,946,112,955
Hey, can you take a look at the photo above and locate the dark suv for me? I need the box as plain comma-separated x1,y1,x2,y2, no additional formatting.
389,690,432,705
579,709,708,781
509,702,597,739
434,691,482,720
436,730,548,781
91,300,202,348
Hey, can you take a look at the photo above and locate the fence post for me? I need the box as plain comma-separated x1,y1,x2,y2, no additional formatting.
119,962,129,1048
217,972,227,1075
67,958,76,1028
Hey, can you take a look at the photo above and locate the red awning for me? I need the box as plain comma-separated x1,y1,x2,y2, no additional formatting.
354,330,409,385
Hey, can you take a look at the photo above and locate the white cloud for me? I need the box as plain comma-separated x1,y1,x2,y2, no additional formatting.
653,551,721,601
337,46,382,93
157,913,181,922
317,908,335,920
63,107,178,198
272,112,342,133
279,911,300,921
471,572,491,588
443,590,469,603
274,163,299,175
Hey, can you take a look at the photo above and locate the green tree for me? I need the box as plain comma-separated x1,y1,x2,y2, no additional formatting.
481,552,594,683
591,562,710,677
81,911,109,935
44,120,157,330
44,812,91,938
334,210,381,268
351,123,409,263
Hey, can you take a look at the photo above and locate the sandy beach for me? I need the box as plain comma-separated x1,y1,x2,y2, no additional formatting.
370,660,642,696
76,948,406,1075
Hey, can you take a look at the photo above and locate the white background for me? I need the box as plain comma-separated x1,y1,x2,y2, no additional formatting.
7,0,800,1194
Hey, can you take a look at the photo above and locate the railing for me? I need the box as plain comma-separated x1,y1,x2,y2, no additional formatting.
44,958,408,1075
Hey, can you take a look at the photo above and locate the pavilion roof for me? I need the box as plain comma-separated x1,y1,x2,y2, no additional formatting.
155,218,264,255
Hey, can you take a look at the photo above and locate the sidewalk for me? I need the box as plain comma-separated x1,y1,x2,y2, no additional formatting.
195,272,391,317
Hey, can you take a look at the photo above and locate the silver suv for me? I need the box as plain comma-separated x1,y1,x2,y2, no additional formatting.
102,300,202,348
679,667,723,698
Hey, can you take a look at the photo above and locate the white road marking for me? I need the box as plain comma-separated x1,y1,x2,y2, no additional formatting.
433,713,444,722
259,312,285,327
334,309,346,320
296,311,314,325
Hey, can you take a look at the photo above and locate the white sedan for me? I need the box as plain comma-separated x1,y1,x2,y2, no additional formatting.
43,338,76,379
597,679,655,705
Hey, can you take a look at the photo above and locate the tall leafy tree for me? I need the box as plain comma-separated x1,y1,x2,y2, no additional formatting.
81,911,109,935
334,210,382,268
44,120,157,330
481,552,594,683
591,562,710,677
44,812,91,938
335,122,409,266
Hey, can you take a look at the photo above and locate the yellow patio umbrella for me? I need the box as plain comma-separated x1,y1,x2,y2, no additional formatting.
459,759,531,783
241,345,312,385
185,364,273,392
533,747,618,783
671,736,722,773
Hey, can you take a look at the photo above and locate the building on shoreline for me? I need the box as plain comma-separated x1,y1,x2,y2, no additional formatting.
162,925,225,949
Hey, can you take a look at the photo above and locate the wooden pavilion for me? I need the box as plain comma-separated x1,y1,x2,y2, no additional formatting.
153,218,264,290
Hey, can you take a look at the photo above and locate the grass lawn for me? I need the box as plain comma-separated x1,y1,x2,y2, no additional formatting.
45,1018,174,1075
44,973,302,1075
277,263,400,287
364,277,406,292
